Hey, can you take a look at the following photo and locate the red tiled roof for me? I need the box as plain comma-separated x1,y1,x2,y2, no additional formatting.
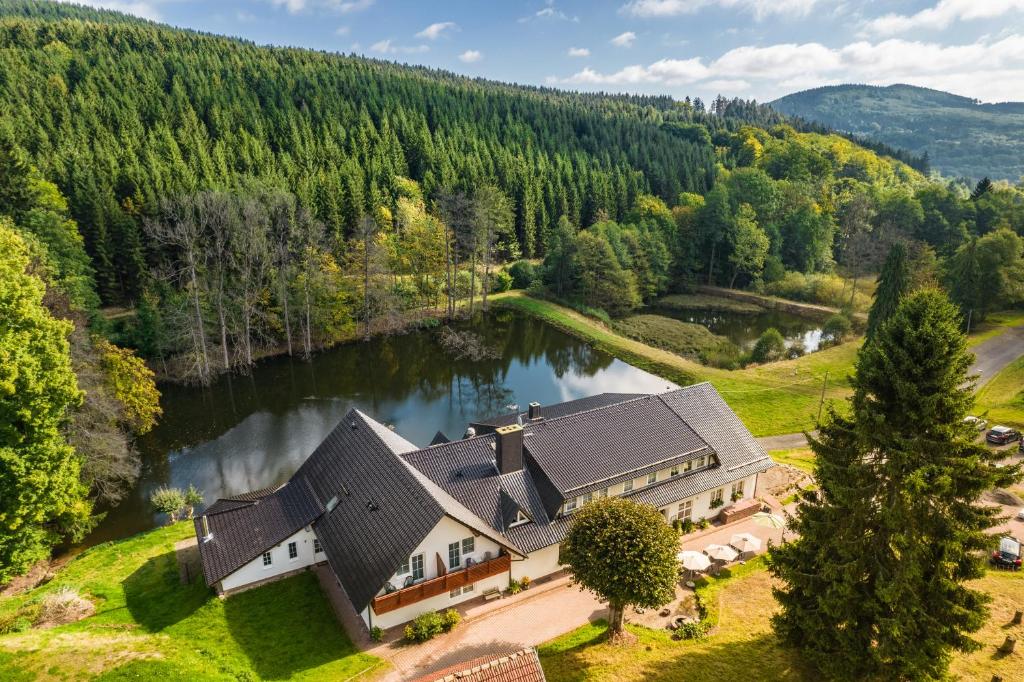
410,648,546,682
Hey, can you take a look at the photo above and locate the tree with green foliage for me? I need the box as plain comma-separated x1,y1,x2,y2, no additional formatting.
542,216,578,298
769,289,1021,681
865,242,910,340
572,232,641,316
0,222,90,582
750,328,786,364
150,487,186,524
728,203,770,288
945,228,1024,323
560,497,679,638
183,485,204,520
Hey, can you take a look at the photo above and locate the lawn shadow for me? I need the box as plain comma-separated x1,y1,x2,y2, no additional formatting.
634,631,816,682
223,572,371,680
536,619,610,682
122,550,208,632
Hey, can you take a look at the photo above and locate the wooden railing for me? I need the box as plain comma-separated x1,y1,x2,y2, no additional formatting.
371,552,511,615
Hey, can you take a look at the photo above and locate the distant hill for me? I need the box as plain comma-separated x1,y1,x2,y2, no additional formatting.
772,84,1024,181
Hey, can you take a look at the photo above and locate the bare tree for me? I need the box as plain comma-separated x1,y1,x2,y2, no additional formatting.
436,189,473,318
473,185,514,312
231,198,271,368
267,192,297,356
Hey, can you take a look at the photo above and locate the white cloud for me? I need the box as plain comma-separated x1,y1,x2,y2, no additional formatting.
568,47,591,57
336,0,375,13
553,34,1024,103
621,0,819,21
519,4,579,22
55,0,163,20
370,39,429,55
611,31,637,47
864,0,1024,36
335,25,350,36
416,22,458,40
265,0,375,14
459,50,483,63
270,0,307,12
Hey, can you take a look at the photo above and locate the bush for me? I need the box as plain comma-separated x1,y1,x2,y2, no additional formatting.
507,579,522,595
612,314,742,367
37,587,94,626
682,517,695,534
370,625,383,642
674,619,711,640
454,270,479,299
403,609,461,642
508,260,537,289
697,517,709,530
785,339,806,359
822,313,852,346
519,576,531,589
490,270,513,293
765,271,870,310
150,486,186,523
750,328,786,364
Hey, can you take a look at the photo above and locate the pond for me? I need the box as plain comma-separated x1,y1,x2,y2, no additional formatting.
649,305,825,352
83,309,675,547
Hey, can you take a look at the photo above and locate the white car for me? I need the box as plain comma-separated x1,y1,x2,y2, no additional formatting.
963,416,988,431
1017,508,1024,522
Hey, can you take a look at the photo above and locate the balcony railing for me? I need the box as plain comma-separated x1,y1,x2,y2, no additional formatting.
371,552,511,615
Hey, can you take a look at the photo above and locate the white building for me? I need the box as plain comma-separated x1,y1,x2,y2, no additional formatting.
194,383,774,630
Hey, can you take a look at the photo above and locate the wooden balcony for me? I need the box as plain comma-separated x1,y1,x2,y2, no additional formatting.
371,552,511,615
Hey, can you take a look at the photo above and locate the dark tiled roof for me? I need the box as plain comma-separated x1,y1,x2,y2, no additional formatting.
522,395,714,494
410,648,547,682
204,485,281,515
194,478,323,585
470,393,645,431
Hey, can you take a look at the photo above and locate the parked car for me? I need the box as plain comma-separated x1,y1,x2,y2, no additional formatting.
964,416,988,431
1019,439,1024,454
1017,508,1024,522
986,425,1021,445
990,536,1022,570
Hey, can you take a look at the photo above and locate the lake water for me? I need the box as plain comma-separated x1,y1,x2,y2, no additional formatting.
83,309,675,547
650,306,825,352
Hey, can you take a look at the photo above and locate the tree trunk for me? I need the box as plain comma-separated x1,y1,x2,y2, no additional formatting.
707,242,717,285
469,252,477,315
444,225,453,320
482,242,491,312
187,259,210,383
608,600,625,634
217,302,230,370
363,233,371,340
730,268,738,289
849,271,859,308
281,279,293,356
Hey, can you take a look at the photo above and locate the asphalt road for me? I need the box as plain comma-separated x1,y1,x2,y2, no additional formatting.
756,323,1024,451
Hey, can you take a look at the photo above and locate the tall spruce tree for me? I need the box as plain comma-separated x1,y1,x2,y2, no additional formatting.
768,289,1022,681
865,241,910,340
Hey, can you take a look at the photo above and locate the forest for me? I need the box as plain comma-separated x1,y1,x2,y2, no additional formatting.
0,0,1023,580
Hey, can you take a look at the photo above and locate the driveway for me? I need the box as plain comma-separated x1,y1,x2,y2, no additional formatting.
755,323,1024,451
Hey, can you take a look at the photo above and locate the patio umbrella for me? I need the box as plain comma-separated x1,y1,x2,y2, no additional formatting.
704,544,739,562
730,533,762,553
677,550,711,572
752,512,786,529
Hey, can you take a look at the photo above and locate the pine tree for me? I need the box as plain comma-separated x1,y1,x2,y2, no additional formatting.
768,289,1022,681
865,241,910,340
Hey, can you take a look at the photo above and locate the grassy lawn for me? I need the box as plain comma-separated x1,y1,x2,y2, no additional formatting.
768,448,817,474
538,563,1024,682
975,355,1024,428
0,523,383,681
967,310,1024,348
653,293,764,314
612,314,738,365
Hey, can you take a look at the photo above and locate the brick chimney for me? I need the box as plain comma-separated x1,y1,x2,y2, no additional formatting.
495,424,523,474
528,402,542,421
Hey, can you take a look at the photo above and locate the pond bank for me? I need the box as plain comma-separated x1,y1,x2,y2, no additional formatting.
694,285,866,322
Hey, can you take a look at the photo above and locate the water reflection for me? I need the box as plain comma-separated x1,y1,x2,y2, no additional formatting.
650,307,825,352
85,309,673,546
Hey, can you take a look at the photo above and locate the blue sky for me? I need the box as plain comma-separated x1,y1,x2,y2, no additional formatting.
62,1,1024,103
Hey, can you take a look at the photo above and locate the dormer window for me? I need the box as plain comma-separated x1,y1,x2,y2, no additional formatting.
647,472,657,486
510,510,531,528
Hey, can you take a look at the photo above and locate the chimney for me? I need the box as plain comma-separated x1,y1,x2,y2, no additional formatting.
200,515,212,542
495,424,523,474
528,402,542,421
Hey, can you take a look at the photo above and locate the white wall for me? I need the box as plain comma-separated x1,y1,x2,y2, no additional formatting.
219,526,325,593
364,515,507,629
657,473,759,524
511,543,561,582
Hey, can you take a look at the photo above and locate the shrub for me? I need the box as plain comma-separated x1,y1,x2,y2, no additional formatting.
519,576,531,589
750,328,786,364
37,587,94,626
822,313,852,346
440,608,461,632
569,302,612,325
454,270,479,299
404,610,446,642
0,602,42,634
765,271,870,310
507,579,522,595
370,625,383,642
674,619,710,640
682,518,695,534
785,339,806,359
697,517,709,530
508,260,537,289
490,270,513,293
183,484,203,520
150,486,186,523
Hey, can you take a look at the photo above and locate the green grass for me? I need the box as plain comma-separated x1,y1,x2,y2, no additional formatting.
0,523,383,681
768,448,817,474
612,314,740,365
653,294,764,314
968,310,1024,348
975,355,1024,428
538,563,1024,682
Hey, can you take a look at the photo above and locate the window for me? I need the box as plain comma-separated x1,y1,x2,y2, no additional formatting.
684,459,694,472
710,488,724,506
510,510,531,527
449,583,475,598
288,542,298,560
731,480,745,500
563,497,577,513
314,538,323,554
582,492,593,505
697,456,707,468
623,479,634,492
671,500,693,523
397,557,410,575
647,472,657,486
670,465,680,477
461,537,475,555
410,553,425,580
597,487,608,498
262,551,272,567
449,541,462,569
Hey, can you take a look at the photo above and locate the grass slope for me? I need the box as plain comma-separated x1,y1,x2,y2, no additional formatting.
612,314,739,364
0,523,383,681
976,355,1024,428
538,564,1024,681
496,292,858,437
